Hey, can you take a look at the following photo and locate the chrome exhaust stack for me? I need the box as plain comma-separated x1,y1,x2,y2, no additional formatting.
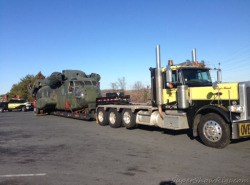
192,48,197,63
156,45,163,105
155,45,165,119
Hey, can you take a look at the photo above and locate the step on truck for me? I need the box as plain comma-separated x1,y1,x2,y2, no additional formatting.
96,45,250,148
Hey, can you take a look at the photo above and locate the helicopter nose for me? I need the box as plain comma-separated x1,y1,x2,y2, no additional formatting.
76,87,99,108
76,96,86,107
85,87,100,102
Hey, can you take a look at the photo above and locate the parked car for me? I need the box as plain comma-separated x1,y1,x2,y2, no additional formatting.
0,99,34,112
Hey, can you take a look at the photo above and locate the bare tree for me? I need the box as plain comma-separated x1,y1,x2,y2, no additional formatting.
117,77,126,91
133,81,144,91
110,82,118,91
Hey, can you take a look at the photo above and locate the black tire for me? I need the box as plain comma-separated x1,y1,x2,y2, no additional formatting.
198,113,230,148
108,109,122,128
97,108,108,126
122,109,136,129
43,109,51,115
0,107,3,113
21,106,26,112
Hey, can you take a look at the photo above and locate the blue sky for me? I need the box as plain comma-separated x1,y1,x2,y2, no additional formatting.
0,0,250,95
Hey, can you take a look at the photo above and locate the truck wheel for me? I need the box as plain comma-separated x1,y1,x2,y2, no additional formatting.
0,107,3,113
21,106,26,112
108,109,122,128
198,113,230,148
122,109,136,129
35,108,40,114
97,108,108,126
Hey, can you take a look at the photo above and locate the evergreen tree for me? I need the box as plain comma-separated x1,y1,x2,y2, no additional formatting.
8,72,46,102
31,71,45,85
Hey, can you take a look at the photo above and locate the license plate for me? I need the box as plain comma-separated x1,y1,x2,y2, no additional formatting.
239,123,250,137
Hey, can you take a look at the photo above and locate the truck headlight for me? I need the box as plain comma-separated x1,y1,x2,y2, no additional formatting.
228,105,243,113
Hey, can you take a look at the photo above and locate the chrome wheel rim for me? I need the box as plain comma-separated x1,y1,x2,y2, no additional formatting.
98,111,104,122
109,112,116,124
123,111,131,124
203,120,222,142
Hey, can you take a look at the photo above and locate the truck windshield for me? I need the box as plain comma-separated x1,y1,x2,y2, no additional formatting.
182,68,212,86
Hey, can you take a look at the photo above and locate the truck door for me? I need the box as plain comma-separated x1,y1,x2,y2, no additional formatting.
164,70,178,104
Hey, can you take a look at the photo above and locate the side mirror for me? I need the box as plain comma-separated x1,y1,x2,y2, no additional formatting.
217,69,222,83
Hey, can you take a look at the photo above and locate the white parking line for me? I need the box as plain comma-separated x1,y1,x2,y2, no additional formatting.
0,173,46,177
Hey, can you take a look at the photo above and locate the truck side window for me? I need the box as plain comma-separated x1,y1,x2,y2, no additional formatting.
171,70,182,88
172,71,177,83
68,81,74,93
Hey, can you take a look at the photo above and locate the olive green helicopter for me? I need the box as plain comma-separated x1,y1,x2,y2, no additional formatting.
29,70,101,119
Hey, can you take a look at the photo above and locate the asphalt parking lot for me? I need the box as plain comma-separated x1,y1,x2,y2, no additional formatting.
0,111,249,185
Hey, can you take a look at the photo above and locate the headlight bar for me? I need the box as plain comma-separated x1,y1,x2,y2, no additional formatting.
228,105,243,113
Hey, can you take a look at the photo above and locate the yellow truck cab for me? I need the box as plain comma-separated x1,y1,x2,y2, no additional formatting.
157,49,250,148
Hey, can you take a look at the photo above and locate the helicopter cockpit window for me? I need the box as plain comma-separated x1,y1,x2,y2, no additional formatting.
84,81,92,85
75,87,82,97
74,81,85,97
68,81,74,93
75,81,84,87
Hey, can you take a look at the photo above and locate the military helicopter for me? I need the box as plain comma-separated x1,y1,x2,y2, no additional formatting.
29,70,101,119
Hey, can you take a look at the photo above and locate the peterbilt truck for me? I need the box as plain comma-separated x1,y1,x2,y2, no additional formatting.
96,45,250,148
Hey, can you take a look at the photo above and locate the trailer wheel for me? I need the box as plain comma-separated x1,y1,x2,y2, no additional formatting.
122,109,136,129
198,113,230,148
108,109,122,128
35,108,40,114
97,108,108,126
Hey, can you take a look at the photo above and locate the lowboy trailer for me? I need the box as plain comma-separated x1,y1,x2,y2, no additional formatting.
31,45,250,148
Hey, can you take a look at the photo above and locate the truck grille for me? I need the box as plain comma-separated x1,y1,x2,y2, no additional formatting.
239,82,250,120
247,87,250,118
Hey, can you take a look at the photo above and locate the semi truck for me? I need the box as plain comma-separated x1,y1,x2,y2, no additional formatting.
31,45,250,148
96,45,250,148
